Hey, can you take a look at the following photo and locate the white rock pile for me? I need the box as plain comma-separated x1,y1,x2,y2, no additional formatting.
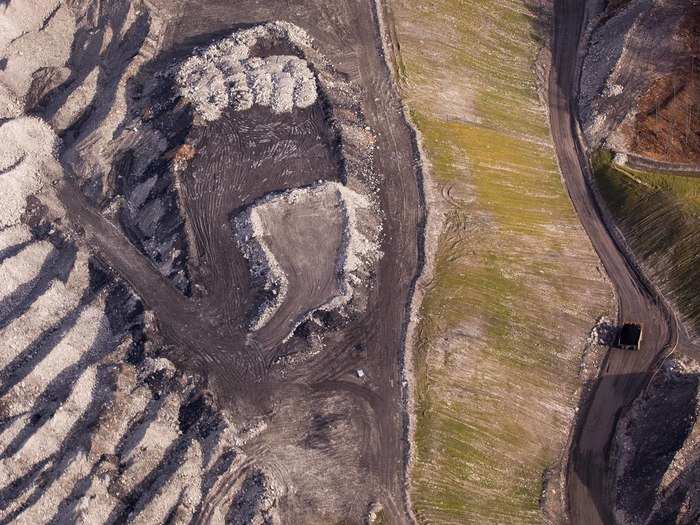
176,22,318,121
0,116,59,228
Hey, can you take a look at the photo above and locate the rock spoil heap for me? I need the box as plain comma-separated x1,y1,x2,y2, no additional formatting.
176,22,318,120
0,117,60,228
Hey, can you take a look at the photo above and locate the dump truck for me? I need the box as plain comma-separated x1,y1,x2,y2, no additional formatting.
615,323,643,351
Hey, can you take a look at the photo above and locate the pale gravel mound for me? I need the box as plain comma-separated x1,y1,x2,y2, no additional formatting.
176,22,318,121
130,440,203,524
0,224,33,250
335,184,382,286
1,302,109,419
0,366,97,489
15,450,94,524
51,66,100,132
55,0,169,184
0,240,88,366
0,0,61,49
0,83,23,119
0,240,54,306
116,391,182,488
0,235,269,523
0,1,75,101
0,117,60,228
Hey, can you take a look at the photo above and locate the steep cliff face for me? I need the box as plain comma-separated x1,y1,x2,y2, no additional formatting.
579,0,700,165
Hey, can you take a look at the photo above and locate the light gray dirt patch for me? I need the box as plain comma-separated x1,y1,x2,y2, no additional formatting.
235,183,345,344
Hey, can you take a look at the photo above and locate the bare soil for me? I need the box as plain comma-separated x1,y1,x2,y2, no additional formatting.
42,0,424,522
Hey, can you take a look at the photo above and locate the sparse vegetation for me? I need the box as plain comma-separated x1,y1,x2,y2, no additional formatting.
369,508,386,525
593,150,700,336
389,0,613,522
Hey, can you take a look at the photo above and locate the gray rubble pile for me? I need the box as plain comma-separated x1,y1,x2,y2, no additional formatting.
612,356,700,525
176,22,318,120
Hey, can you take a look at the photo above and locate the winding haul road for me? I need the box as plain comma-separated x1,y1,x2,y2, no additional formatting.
548,1,677,523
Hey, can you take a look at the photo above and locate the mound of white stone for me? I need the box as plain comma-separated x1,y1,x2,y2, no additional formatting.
0,116,59,228
176,22,318,121
234,205,290,332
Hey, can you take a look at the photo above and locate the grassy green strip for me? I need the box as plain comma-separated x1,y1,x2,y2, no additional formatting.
390,0,612,522
593,150,700,333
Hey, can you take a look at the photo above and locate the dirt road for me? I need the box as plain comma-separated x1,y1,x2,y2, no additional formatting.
548,1,678,523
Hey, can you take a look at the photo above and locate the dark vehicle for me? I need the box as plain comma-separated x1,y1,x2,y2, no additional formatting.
616,323,643,351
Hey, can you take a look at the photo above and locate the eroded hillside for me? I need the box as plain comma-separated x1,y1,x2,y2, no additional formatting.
579,0,700,166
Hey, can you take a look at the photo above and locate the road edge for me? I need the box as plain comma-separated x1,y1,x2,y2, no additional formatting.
371,1,443,522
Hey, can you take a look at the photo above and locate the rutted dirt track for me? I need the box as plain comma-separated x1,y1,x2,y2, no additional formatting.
549,1,697,523
50,0,423,522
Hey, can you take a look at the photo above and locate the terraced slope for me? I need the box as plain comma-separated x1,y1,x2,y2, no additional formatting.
0,224,271,524
592,153,700,339
385,0,613,522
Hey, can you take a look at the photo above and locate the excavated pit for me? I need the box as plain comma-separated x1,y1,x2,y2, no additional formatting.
0,0,424,521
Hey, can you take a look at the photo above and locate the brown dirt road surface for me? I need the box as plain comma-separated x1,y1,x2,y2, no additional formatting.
54,0,424,522
549,1,698,524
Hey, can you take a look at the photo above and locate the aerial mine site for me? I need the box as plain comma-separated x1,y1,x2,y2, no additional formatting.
0,0,698,523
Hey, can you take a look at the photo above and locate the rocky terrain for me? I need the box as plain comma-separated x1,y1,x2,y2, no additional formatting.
175,22,319,119
0,217,275,524
0,0,423,522
579,0,700,165
4,0,696,522
612,356,700,525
